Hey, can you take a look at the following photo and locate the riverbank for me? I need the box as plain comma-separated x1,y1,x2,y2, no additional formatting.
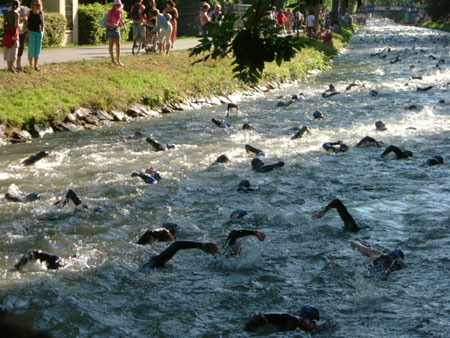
420,21,450,33
0,25,357,144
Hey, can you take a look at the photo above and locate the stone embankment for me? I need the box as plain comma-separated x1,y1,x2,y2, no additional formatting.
0,81,288,145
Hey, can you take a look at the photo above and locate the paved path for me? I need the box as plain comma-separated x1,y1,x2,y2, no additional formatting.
0,38,200,69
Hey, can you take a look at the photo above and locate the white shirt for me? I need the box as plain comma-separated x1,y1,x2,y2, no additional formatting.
307,14,315,27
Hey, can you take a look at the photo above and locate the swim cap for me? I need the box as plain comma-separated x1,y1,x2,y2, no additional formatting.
163,222,179,235
230,209,248,220
339,144,349,152
329,84,335,90
242,123,252,130
216,154,230,163
390,249,404,260
277,101,285,107
438,99,445,104
251,158,264,169
375,121,386,129
238,180,251,188
299,305,320,321
292,94,299,100
370,90,379,97
405,150,413,157
313,111,323,119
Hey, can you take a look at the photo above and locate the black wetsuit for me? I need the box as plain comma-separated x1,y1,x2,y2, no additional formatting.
137,228,173,245
245,144,265,157
242,313,319,332
15,250,65,270
251,158,284,173
22,150,49,166
140,241,206,270
356,136,380,148
381,145,411,159
146,137,166,151
324,199,360,232
132,171,162,184
370,254,403,279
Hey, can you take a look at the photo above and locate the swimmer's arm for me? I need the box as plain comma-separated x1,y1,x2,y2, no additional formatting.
149,241,219,268
137,229,173,245
350,242,381,261
327,199,360,232
257,162,284,173
381,145,406,159
225,230,266,247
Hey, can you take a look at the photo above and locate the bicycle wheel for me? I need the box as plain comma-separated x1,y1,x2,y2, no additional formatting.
132,36,142,55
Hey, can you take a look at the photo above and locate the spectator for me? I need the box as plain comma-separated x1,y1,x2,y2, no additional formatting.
294,10,303,34
199,3,211,37
130,0,146,45
15,0,29,72
322,28,332,45
106,0,127,66
276,9,287,34
2,0,20,73
163,0,178,46
208,4,223,24
144,0,156,50
149,8,172,54
26,0,44,71
306,11,315,36
286,8,295,34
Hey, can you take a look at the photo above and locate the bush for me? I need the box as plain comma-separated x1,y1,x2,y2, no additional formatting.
43,13,67,47
79,4,130,45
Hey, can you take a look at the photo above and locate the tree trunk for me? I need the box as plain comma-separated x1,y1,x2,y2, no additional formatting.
331,0,340,25
340,0,349,17
310,3,321,31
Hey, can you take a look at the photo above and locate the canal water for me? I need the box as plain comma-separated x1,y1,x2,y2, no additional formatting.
0,19,449,337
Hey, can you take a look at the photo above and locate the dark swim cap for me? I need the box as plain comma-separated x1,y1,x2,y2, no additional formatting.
238,180,251,188
292,94,299,100
313,111,324,119
251,158,264,168
390,249,404,260
163,222,179,235
230,209,248,220
405,150,413,157
299,305,320,321
375,121,386,130
277,101,285,107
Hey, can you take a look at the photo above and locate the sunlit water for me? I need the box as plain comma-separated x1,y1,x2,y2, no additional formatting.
0,19,449,337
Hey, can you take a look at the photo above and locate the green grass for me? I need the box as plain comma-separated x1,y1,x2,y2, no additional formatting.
0,28,356,129
420,21,450,33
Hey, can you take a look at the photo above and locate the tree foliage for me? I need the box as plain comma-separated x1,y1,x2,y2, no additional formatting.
425,0,450,22
190,3,306,83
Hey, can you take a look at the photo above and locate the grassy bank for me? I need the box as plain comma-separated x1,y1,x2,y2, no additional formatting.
0,25,357,129
420,21,450,33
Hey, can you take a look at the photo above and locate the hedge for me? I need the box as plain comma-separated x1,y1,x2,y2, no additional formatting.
43,13,67,47
1,13,66,47
79,4,130,45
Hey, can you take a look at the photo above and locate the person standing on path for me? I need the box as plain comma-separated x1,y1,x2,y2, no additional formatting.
15,0,29,72
106,0,127,66
306,11,315,37
2,0,20,73
26,0,44,71
130,0,146,46
199,3,210,37
163,0,178,47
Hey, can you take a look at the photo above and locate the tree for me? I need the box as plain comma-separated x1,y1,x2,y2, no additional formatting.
331,0,340,24
425,0,450,22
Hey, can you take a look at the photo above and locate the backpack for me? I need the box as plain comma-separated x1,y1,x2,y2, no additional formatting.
131,4,141,20
99,12,108,28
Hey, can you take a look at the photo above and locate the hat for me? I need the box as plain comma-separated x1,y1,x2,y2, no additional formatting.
313,111,324,119
113,0,122,6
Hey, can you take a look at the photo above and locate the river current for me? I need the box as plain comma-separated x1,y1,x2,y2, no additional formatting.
0,19,449,337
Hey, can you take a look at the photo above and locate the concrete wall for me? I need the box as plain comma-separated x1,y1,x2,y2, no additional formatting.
45,0,78,45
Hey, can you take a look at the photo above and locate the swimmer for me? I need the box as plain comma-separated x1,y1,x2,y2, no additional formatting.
229,209,248,222
390,55,401,64
242,123,253,131
417,86,433,92
53,189,102,213
4,184,40,203
15,250,66,271
426,155,444,166
322,141,349,154
313,199,360,232
251,158,284,173
345,83,360,91
124,131,145,140
215,155,230,164
223,229,266,256
137,222,179,245
276,94,299,107
238,180,255,193
381,145,413,159
212,118,230,129
245,144,265,157
291,126,312,140
22,150,49,166
356,136,381,148
350,241,404,279
313,111,324,120
375,120,387,131
131,167,162,184
140,241,219,270
226,103,239,117
322,84,339,98
369,90,379,97
146,137,174,151
241,306,325,332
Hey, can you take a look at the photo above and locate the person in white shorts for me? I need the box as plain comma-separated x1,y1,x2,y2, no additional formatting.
148,8,172,54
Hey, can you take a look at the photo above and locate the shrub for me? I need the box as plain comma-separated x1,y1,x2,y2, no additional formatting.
79,4,130,45
43,13,67,47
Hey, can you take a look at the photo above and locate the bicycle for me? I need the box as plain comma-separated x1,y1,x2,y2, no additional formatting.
144,24,159,53
132,22,146,55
